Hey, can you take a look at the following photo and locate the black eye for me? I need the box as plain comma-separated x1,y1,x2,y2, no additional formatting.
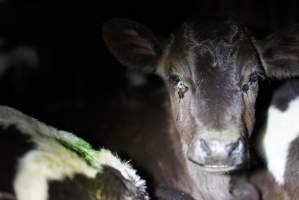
168,73,181,86
242,84,249,92
249,72,259,83
242,72,260,93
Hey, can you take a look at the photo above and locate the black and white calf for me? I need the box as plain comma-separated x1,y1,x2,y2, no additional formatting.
262,79,299,198
0,106,148,200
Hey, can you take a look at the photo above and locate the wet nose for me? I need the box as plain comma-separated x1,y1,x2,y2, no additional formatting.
188,138,246,172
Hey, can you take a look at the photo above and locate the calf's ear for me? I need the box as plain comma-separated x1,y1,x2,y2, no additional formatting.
102,19,162,73
255,24,299,79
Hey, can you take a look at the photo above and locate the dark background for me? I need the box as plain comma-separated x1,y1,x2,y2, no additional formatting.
0,0,298,143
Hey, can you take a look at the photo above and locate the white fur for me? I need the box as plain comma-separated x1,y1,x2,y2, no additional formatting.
98,149,146,189
14,139,97,200
262,96,299,185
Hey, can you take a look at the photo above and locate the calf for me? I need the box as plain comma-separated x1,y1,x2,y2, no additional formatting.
0,106,149,200
261,79,299,199
102,18,299,199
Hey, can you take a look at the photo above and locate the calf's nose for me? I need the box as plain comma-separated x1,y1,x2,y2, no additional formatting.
188,138,246,172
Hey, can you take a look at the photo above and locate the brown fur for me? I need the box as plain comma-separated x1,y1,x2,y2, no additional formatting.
102,18,299,199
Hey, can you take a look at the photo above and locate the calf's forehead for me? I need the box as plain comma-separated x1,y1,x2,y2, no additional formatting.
182,19,247,46
167,20,257,77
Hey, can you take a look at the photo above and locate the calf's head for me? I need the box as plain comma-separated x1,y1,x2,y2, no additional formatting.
103,19,299,172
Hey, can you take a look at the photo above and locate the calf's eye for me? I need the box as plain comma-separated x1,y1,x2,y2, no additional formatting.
242,71,260,93
242,84,249,93
168,74,181,86
249,72,258,83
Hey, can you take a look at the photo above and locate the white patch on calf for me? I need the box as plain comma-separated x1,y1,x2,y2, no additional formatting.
262,96,299,185
14,139,97,200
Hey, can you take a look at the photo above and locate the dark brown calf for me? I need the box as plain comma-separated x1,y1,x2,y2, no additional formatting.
102,18,299,199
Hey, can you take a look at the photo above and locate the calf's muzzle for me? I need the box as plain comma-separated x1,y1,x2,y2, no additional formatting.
187,137,246,172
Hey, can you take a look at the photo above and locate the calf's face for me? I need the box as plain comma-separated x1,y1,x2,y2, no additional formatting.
103,19,299,172
160,21,261,171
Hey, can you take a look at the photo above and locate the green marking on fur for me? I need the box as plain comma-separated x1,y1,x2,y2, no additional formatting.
55,131,101,169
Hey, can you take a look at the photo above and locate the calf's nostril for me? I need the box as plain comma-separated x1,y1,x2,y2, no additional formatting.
228,140,243,155
199,139,211,153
